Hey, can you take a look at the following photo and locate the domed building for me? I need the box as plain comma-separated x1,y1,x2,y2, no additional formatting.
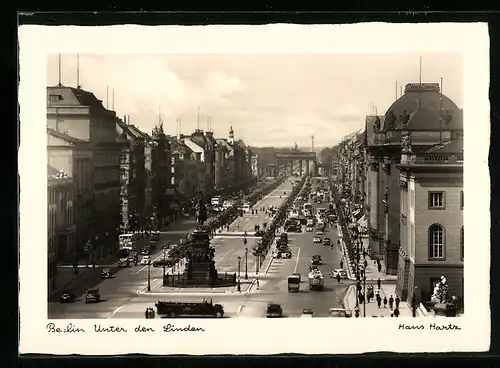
364,82,463,279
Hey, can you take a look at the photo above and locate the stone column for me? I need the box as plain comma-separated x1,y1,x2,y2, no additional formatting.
311,160,317,177
299,160,303,177
305,160,310,176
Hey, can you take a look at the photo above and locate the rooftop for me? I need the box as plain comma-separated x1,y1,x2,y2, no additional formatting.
47,128,87,144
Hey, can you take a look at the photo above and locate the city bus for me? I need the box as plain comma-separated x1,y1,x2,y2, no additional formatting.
119,233,138,251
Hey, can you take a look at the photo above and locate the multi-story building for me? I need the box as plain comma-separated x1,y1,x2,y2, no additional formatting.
47,166,76,279
151,122,172,226
364,82,463,275
47,127,93,264
396,138,464,305
183,129,216,195
47,86,122,260
170,136,201,200
116,117,148,231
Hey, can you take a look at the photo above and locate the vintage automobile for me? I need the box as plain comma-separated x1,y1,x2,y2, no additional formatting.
266,303,283,318
330,269,348,279
301,309,314,318
101,268,112,279
313,236,322,243
322,237,331,246
328,308,352,318
59,290,76,303
85,288,101,304
311,255,323,265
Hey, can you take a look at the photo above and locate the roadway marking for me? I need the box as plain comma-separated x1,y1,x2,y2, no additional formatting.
107,305,124,319
237,305,244,315
293,247,301,274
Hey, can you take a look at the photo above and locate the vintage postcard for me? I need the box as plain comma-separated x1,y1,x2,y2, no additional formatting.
19,23,490,355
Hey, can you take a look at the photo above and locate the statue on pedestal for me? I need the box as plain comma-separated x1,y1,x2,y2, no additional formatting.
195,193,207,229
401,132,413,154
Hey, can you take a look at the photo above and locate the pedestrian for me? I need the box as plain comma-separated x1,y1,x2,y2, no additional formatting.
256,278,260,288
389,295,394,310
340,260,344,269
394,308,400,317
376,295,382,308
377,263,382,273
336,273,341,283
363,248,366,259
377,278,381,289
359,292,365,304
364,259,368,269
383,296,388,308
395,296,400,309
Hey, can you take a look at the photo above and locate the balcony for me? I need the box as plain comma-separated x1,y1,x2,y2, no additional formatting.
400,153,463,166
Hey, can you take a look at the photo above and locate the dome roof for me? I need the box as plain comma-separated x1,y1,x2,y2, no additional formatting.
382,83,461,131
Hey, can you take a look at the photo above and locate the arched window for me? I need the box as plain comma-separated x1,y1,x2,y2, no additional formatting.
461,226,464,260
428,224,445,259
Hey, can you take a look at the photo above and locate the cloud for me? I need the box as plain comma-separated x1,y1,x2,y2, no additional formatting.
204,71,246,96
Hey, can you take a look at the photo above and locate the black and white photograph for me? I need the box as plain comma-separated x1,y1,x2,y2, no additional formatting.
20,23,489,354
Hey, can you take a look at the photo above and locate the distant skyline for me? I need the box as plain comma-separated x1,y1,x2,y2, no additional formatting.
47,53,462,147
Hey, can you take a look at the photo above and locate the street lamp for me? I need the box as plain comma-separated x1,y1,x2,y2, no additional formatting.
162,247,167,276
245,247,248,280
147,259,151,292
237,256,242,292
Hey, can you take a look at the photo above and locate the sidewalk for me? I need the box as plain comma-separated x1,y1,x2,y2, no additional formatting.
337,227,396,282
343,283,413,318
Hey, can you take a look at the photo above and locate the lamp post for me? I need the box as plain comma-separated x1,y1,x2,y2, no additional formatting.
162,247,166,277
237,256,241,292
147,259,151,292
245,247,248,279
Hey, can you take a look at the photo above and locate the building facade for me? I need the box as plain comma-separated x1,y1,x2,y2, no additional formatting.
251,154,259,177
151,122,172,226
47,86,122,261
47,167,76,278
364,82,463,275
116,117,148,231
47,127,93,265
396,138,464,305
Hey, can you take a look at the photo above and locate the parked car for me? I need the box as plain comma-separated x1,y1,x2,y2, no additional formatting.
85,288,100,304
322,237,331,246
316,230,324,236
329,308,352,318
101,268,112,279
266,303,283,318
141,256,151,265
306,226,313,232
141,248,151,256
59,290,76,303
301,309,314,318
313,236,322,243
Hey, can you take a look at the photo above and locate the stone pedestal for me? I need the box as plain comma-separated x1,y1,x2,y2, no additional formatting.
182,229,218,286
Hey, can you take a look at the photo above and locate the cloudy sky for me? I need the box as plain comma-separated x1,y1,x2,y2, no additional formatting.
47,53,462,147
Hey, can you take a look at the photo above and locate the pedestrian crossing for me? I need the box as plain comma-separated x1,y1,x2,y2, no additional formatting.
266,258,285,275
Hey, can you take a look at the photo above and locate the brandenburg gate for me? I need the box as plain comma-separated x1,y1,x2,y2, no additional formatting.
275,144,318,177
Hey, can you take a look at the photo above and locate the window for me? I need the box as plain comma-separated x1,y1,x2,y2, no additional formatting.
460,191,464,210
428,224,445,260
49,94,63,101
461,226,464,260
428,191,445,209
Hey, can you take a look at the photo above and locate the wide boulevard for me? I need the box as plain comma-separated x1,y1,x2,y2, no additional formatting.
48,177,349,319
